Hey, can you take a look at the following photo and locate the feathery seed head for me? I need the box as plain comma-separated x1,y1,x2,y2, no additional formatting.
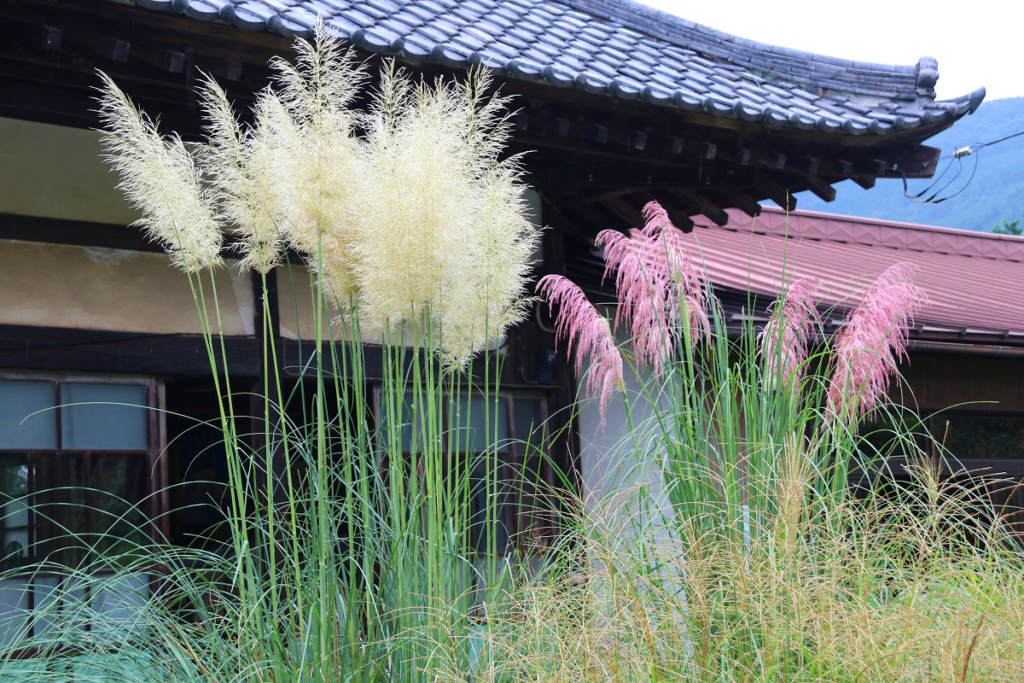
640,200,672,237
98,26,537,368
199,77,285,272
96,71,223,273
759,277,820,394
536,275,623,425
266,21,366,296
827,263,924,426
354,64,538,367
596,201,706,372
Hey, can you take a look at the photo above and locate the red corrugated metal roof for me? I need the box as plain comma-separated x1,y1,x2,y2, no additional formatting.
689,207,1024,340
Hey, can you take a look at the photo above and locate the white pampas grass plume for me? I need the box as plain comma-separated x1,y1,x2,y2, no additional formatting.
96,72,222,272
97,24,538,369
353,63,538,366
267,21,366,299
198,77,285,272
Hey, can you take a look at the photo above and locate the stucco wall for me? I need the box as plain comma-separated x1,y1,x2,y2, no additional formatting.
0,117,139,226
0,239,253,336
577,327,672,516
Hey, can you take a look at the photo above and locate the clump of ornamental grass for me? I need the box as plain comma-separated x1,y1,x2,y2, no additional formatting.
0,21,542,683
527,201,1024,682
449,452,1024,683
99,20,538,364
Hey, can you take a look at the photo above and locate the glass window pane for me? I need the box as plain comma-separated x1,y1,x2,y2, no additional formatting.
32,576,59,639
62,383,148,450
32,576,86,639
513,398,544,448
452,396,509,453
91,573,149,637
943,415,1024,460
0,456,30,571
90,455,148,561
0,380,56,449
34,454,86,567
0,578,30,651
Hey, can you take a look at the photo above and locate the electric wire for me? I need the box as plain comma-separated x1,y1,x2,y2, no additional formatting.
900,125,1023,204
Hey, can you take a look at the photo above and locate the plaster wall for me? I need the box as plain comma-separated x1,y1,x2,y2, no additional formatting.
0,117,139,225
0,239,254,336
577,327,672,521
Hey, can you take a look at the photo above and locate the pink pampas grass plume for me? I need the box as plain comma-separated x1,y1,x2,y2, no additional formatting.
595,201,707,372
827,263,924,426
537,274,624,424
760,277,820,393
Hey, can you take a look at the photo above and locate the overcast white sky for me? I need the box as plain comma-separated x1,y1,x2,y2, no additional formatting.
640,0,1021,101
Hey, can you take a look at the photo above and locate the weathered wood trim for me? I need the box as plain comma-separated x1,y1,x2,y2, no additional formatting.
0,324,262,378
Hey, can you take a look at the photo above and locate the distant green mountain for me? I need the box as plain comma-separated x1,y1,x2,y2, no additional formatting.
793,97,1024,232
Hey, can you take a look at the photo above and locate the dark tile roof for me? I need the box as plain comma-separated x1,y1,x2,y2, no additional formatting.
132,0,986,135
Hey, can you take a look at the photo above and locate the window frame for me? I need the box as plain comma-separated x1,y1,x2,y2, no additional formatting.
923,409,1024,475
0,371,166,645
864,406,1024,544
370,385,553,557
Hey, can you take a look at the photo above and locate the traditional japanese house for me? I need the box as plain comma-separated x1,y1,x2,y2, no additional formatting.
0,0,990,640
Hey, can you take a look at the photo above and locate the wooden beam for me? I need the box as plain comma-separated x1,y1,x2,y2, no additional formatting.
750,149,790,171
726,147,751,166
601,196,644,228
561,187,643,209
0,324,261,378
666,208,694,232
0,213,156,252
852,176,876,190
582,122,609,144
124,41,192,73
569,201,620,233
626,130,647,152
69,32,130,62
672,189,729,226
546,117,571,138
206,58,244,83
717,189,762,217
40,25,62,51
752,173,798,212
162,49,186,74
797,173,838,203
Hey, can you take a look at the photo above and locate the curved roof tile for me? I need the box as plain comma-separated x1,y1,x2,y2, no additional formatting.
128,0,986,135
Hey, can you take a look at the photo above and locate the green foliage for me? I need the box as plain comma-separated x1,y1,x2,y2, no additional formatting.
992,219,1023,235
